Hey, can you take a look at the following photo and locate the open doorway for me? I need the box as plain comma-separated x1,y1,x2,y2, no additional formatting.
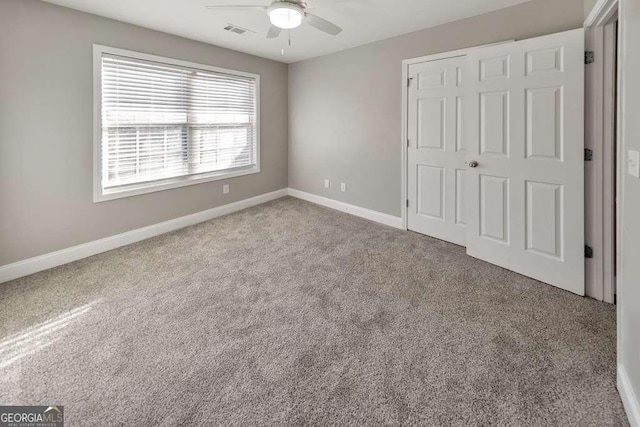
585,0,620,304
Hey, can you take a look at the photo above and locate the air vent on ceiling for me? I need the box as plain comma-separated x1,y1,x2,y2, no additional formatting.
223,24,255,37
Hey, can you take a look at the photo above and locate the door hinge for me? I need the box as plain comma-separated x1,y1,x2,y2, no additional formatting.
407,139,410,147
406,199,409,208
407,77,414,87
585,245,594,259
584,148,593,161
585,50,595,64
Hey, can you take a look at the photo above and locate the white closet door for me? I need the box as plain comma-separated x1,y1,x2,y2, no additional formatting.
465,28,585,295
407,56,468,246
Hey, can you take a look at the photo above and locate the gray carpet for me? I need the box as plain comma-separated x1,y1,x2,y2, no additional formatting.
0,197,627,425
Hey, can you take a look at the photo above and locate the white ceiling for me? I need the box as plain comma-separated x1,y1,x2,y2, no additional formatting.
41,0,532,63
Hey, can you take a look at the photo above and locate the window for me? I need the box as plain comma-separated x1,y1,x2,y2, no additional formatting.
93,45,259,202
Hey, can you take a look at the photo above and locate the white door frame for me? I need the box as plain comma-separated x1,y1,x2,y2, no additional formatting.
401,42,513,231
585,0,620,303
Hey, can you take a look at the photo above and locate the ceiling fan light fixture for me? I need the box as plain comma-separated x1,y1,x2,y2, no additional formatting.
268,2,304,29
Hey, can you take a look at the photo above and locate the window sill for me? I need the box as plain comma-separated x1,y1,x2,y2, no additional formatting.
93,166,260,203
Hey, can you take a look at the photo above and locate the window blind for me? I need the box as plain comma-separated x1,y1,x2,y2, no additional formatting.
100,53,257,193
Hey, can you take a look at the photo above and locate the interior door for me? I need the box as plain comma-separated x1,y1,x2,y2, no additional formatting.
407,56,468,246
465,28,585,295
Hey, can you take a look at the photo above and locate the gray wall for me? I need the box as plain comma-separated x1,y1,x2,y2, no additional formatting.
584,0,598,20
288,0,585,217
619,0,640,416
0,0,288,266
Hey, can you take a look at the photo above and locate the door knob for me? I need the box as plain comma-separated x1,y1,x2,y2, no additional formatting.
468,160,479,168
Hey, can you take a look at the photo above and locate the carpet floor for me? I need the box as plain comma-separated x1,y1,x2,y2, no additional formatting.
0,197,628,425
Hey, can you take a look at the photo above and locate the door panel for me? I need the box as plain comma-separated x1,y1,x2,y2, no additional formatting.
466,28,585,295
455,169,467,225
418,97,445,149
525,181,563,258
408,56,467,246
480,56,510,81
525,47,563,75
526,87,562,159
456,97,466,152
417,165,444,219
480,91,509,156
479,175,509,244
418,68,445,89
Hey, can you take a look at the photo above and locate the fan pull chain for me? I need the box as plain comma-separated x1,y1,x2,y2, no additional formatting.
282,28,292,56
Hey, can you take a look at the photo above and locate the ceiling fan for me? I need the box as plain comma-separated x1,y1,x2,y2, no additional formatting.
206,1,343,39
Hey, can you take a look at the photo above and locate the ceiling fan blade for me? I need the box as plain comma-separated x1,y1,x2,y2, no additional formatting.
205,5,268,10
266,25,282,39
305,13,342,36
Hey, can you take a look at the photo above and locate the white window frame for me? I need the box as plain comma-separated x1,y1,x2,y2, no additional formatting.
92,44,260,202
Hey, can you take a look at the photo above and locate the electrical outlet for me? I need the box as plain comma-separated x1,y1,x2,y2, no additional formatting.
223,184,230,194
324,179,330,189
340,183,346,192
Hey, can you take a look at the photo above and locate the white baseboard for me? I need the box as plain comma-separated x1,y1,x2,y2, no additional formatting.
287,188,404,230
619,365,640,427
1,188,402,283
0,189,288,284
